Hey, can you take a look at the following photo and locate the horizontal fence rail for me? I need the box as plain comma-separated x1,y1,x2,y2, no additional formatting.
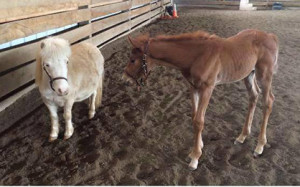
174,0,300,10
0,0,171,132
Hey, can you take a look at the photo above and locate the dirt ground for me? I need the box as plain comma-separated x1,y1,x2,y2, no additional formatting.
0,8,299,185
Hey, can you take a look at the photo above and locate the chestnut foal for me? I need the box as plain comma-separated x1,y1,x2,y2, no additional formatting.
123,29,279,170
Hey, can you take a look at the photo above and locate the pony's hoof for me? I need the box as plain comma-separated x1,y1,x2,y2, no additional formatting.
64,134,72,140
88,111,95,119
64,126,74,140
64,132,73,140
49,136,57,142
188,159,198,171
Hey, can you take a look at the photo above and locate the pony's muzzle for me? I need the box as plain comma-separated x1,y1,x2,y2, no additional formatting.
57,88,69,96
53,80,69,96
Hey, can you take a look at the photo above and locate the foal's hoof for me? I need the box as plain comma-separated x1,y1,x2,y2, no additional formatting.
188,165,197,171
234,135,246,145
234,139,244,145
253,148,263,158
254,145,264,158
253,151,262,158
188,159,198,171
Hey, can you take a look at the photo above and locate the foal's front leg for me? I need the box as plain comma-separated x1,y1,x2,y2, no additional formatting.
64,99,74,140
189,85,214,170
45,104,60,142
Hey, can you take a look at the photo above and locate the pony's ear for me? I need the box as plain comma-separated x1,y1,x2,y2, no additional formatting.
40,42,45,49
128,36,142,48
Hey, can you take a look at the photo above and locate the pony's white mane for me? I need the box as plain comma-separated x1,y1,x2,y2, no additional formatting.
40,37,71,60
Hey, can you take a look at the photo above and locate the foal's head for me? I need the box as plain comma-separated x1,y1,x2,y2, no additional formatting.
123,35,152,90
38,37,71,96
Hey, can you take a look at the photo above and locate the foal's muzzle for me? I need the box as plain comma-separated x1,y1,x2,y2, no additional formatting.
122,71,145,91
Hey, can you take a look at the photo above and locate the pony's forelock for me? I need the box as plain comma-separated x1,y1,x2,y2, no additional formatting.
40,37,71,60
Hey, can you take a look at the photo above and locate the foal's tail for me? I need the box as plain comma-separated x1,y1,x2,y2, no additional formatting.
95,72,104,108
271,34,279,74
273,46,279,74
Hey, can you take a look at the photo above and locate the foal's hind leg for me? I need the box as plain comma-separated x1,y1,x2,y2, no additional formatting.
254,73,274,156
88,90,97,119
235,71,259,144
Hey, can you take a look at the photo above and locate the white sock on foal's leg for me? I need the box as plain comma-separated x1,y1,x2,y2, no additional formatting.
189,158,199,171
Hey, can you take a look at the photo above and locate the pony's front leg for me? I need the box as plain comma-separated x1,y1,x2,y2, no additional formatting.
189,85,214,170
64,100,74,140
45,104,60,142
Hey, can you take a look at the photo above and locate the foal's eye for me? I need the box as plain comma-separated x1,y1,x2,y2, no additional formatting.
66,61,69,64
130,60,135,63
45,64,50,67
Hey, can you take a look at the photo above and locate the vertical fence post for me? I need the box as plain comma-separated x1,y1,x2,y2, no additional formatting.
129,0,132,31
160,0,164,16
88,0,92,39
148,0,151,23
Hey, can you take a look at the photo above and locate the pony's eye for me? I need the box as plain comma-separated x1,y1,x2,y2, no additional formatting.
66,61,69,64
130,60,135,63
45,64,50,67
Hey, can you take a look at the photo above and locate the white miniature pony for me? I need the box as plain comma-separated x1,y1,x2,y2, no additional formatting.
36,37,104,141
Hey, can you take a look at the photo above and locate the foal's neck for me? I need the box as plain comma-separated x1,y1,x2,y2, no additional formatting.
148,39,196,71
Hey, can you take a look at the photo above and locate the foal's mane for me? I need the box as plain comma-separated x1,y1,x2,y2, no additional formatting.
134,31,217,44
153,31,218,42
156,31,211,40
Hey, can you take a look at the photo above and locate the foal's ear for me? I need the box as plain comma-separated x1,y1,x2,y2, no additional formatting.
128,36,142,48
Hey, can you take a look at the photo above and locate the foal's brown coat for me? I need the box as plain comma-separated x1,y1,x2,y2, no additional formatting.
123,29,279,170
